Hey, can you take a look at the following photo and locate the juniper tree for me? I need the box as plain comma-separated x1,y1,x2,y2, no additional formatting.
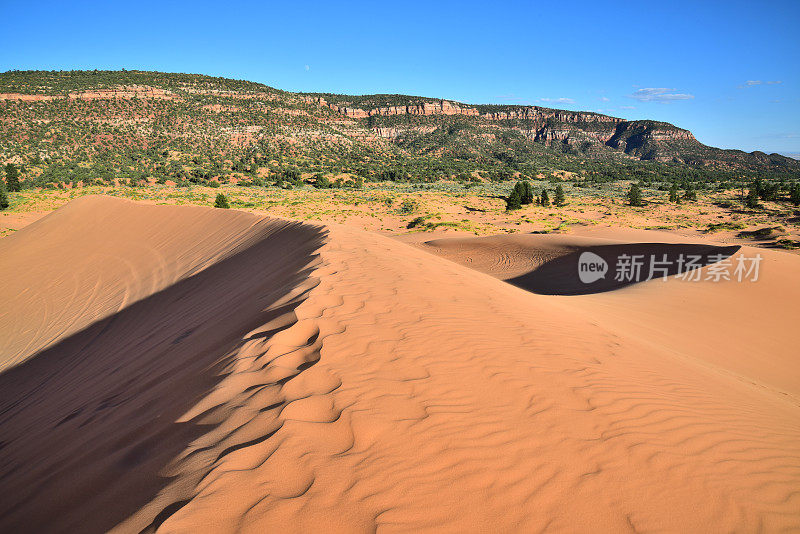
214,193,230,209
520,181,534,205
554,184,565,206
4,163,20,192
0,186,9,210
745,187,760,209
506,188,522,211
791,182,800,206
668,183,680,203
513,181,526,203
627,183,643,206
540,189,550,207
683,185,697,202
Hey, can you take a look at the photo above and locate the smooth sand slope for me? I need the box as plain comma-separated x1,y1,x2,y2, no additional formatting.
1,197,799,533
419,232,800,397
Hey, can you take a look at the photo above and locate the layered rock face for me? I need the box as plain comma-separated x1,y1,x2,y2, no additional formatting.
307,95,703,160
304,96,480,118
307,95,613,124
606,121,698,160
0,85,176,101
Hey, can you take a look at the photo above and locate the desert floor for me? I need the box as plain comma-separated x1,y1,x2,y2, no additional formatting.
1,195,798,533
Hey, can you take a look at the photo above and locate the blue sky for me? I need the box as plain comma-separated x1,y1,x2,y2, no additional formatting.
1,0,797,155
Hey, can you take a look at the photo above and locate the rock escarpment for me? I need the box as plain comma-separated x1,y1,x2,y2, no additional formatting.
305,95,704,161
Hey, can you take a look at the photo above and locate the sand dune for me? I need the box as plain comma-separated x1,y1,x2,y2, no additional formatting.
0,195,309,371
1,198,799,532
419,232,800,397
0,197,326,532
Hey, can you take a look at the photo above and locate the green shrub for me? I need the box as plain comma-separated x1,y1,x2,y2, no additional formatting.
540,189,550,207
627,183,643,206
407,216,427,228
400,198,420,214
506,188,522,211
745,187,759,209
5,163,21,192
214,193,230,209
668,183,680,203
790,182,800,206
554,184,566,206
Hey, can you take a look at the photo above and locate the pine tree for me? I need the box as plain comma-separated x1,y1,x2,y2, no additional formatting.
554,184,566,206
506,188,522,211
790,182,800,206
745,187,759,209
540,189,550,207
520,181,534,205
4,163,20,192
627,183,643,206
513,181,526,203
668,183,680,203
214,193,230,209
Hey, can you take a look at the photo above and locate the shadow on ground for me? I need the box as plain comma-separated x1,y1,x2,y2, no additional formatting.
0,222,325,534
507,243,741,295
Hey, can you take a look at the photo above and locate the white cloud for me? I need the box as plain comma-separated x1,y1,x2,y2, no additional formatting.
304,65,310,71
629,88,694,102
738,80,781,88
599,96,610,102
619,105,636,110
539,97,575,105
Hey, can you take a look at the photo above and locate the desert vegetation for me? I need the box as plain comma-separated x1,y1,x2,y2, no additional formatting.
1,70,799,248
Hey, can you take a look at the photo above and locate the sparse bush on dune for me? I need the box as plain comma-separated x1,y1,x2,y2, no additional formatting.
407,216,428,228
400,198,420,214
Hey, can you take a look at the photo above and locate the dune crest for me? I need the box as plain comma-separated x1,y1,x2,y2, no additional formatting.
127,225,800,532
0,195,296,371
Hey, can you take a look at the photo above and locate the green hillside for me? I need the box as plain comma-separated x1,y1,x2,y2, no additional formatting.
1,70,798,192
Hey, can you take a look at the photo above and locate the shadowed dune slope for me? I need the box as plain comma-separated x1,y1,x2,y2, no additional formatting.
0,195,298,371
0,197,326,533
2,203,800,533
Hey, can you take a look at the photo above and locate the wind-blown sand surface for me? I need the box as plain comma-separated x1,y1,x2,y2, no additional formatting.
1,197,799,533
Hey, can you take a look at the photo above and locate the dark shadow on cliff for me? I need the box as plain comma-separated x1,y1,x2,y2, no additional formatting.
0,222,326,534
507,243,741,295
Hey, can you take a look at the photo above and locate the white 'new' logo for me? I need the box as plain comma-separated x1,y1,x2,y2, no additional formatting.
578,252,608,283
